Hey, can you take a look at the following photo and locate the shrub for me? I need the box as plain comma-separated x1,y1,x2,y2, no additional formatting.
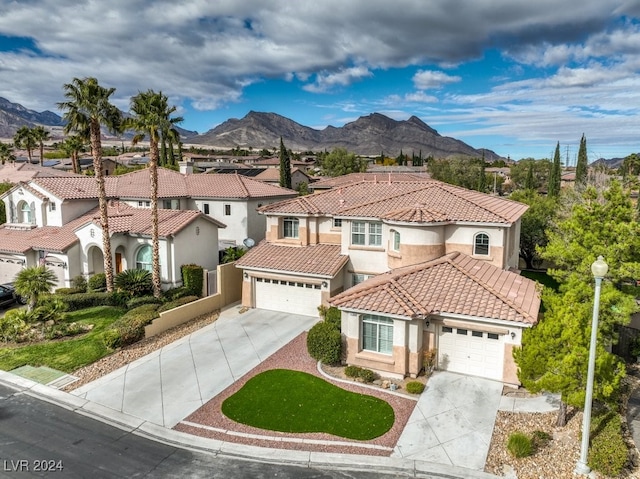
507,432,533,458
406,381,426,394
0,310,29,342
181,264,203,297
531,430,551,450
162,286,189,301
88,273,106,292
343,365,376,383
115,269,153,297
358,368,376,383
110,304,160,346
102,329,121,349
307,321,342,365
344,365,361,378
71,275,88,292
157,295,199,312
44,322,87,340
55,287,85,295
588,412,628,477
324,307,342,330
33,298,68,324
127,296,163,309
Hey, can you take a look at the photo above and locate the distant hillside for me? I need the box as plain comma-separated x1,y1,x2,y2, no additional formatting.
190,111,505,160
0,97,198,140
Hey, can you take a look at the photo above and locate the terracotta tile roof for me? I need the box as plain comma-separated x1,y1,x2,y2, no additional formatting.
311,172,431,189
113,168,189,198
236,242,348,277
254,167,307,182
30,176,102,200
330,252,540,324
0,163,82,184
189,173,296,198
261,180,528,224
0,202,224,255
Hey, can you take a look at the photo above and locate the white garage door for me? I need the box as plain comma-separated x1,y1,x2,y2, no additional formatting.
254,277,321,317
438,325,505,381
0,260,24,284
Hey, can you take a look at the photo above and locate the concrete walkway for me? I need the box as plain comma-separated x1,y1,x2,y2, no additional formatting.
71,305,318,427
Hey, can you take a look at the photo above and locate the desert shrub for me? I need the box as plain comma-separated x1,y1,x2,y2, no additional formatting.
33,298,68,324
358,368,376,383
115,269,153,297
588,412,628,477
507,432,533,458
71,275,88,292
405,381,426,394
87,273,106,292
344,365,362,378
102,329,121,349
0,310,29,342
181,264,203,297
44,322,87,340
110,304,160,346
531,430,551,450
127,295,163,309
157,295,199,313
307,321,342,365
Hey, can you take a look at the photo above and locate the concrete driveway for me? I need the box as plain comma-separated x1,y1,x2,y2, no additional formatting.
71,305,319,428
392,371,503,471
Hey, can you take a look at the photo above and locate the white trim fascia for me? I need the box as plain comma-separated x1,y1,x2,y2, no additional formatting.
336,306,414,321
239,265,336,280
431,312,534,328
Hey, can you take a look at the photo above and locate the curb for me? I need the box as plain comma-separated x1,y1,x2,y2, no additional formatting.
0,370,499,478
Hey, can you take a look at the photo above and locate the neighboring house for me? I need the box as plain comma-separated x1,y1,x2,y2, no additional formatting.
309,172,431,192
236,178,539,385
247,157,314,172
252,167,313,190
0,162,82,184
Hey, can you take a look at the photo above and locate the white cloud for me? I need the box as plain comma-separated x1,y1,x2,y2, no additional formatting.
412,70,461,90
303,66,373,93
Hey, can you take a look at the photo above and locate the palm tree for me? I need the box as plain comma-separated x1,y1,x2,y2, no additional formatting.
31,125,51,166
62,134,87,174
58,77,122,292
13,265,57,312
0,142,15,165
126,90,183,298
13,126,36,163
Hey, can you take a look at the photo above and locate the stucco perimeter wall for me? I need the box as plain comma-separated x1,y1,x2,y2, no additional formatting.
144,262,242,338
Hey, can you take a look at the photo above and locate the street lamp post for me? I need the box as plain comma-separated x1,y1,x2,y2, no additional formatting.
575,255,608,476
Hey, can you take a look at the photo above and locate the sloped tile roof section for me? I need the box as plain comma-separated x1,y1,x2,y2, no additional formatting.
236,243,349,277
113,168,189,198
311,172,431,189
261,180,528,224
330,252,540,324
188,173,296,198
30,176,101,200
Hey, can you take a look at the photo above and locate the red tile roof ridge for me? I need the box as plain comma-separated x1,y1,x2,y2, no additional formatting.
337,183,435,215
236,174,251,197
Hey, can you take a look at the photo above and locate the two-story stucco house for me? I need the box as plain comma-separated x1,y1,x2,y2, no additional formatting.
236,179,540,385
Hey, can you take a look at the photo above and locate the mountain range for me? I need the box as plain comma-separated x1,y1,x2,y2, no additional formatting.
192,111,504,160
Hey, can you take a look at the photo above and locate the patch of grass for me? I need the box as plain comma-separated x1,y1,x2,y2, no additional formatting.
222,369,394,440
0,306,125,373
507,431,534,458
521,270,560,291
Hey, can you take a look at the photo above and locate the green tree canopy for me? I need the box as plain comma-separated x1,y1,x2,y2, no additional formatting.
514,280,634,426
540,180,640,285
320,147,367,177
13,126,36,163
547,142,562,197
575,134,588,187
510,190,557,270
510,158,551,191
279,137,292,188
428,156,488,191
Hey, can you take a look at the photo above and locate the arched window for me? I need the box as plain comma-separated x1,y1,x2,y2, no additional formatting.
474,233,490,256
136,245,153,271
391,230,401,252
19,202,31,224
283,217,299,238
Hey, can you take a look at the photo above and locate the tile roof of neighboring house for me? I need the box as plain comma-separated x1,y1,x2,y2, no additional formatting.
260,180,528,224
330,252,540,324
0,202,225,255
310,172,431,189
0,162,82,184
249,158,311,167
236,242,349,277
12,167,297,201
253,167,309,182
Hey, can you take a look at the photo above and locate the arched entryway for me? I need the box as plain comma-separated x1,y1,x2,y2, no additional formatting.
87,245,105,275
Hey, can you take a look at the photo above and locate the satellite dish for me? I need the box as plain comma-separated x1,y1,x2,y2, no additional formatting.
243,238,255,248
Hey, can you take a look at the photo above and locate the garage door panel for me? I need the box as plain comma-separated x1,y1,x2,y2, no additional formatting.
438,325,504,381
254,278,321,317
0,261,24,284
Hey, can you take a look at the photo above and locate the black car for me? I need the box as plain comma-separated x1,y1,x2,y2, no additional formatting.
0,283,25,308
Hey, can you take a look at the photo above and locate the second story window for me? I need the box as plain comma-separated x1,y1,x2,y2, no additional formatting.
224,204,231,216
333,218,342,228
20,201,32,224
203,203,210,214
351,221,382,247
283,217,299,238
474,232,490,256
391,230,400,251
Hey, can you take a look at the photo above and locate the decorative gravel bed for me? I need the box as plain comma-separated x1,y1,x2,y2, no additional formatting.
64,311,220,391
174,333,418,456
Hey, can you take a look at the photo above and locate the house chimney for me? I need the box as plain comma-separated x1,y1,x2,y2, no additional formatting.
179,160,193,175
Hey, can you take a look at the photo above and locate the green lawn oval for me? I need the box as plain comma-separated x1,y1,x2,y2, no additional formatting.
221,369,395,440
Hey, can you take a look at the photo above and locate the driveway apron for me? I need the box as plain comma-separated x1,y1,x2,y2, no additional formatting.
392,371,503,471
71,306,319,428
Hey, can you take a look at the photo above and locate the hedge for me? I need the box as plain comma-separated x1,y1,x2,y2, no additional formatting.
307,321,341,365
109,303,160,347
48,291,127,311
181,264,203,297
588,412,628,477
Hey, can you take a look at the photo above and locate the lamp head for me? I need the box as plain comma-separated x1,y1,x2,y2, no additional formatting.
591,255,608,279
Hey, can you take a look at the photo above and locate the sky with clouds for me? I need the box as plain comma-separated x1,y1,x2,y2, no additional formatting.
0,0,638,161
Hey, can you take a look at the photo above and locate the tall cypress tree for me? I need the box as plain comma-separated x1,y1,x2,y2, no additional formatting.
279,137,292,189
525,163,535,190
548,142,561,197
575,134,588,187
478,155,487,192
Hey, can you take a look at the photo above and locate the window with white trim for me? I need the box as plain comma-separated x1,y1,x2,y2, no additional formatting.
474,232,490,256
351,221,382,246
203,203,210,214
352,273,372,286
20,202,31,223
163,199,179,209
362,314,393,354
137,200,151,208
283,217,299,238
333,218,342,228
136,245,153,271
391,230,400,251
